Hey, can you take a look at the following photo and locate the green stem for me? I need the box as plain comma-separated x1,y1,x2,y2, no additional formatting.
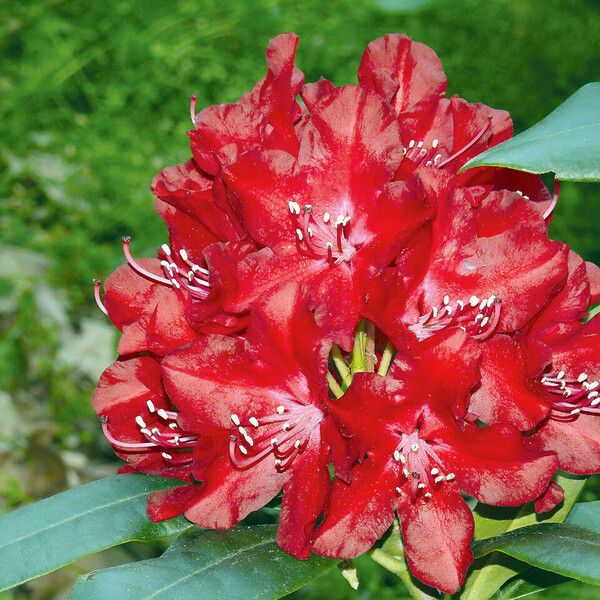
377,341,395,376
350,320,367,373
327,371,344,398
331,345,352,389
364,321,376,372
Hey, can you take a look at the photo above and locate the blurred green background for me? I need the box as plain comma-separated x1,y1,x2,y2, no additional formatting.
1,0,600,598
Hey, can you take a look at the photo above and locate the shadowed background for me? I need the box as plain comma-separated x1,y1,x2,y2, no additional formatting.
1,0,599,598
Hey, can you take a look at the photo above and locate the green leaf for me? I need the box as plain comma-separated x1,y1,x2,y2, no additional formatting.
0,475,192,592
460,472,586,600
493,569,569,600
566,500,600,533
69,525,337,600
462,82,600,181
472,522,600,586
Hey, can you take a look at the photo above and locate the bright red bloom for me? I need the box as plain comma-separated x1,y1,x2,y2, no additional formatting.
157,284,346,558
91,31,600,594
312,330,557,593
362,169,569,345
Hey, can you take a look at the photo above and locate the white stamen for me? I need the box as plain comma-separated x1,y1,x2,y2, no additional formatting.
323,212,330,223
480,316,490,328
161,244,171,256
410,444,419,452
239,444,248,455
135,416,146,428
443,295,450,305
157,409,169,420
146,400,155,413
446,473,456,481
393,450,401,462
276,405,285,414
469,295,480,307
294,440,301,448
409,140,415,148
430,468,439,475
295,228,303,241
417,482,426,489
162,452,173,459
271,438,278,446
432,138,439,148
557,371,565,379
231,413,241,426
249,417,259,428
424,492,432,499
179,248,188,261
434,475,445,484
169,423,177,430
578,373,588,383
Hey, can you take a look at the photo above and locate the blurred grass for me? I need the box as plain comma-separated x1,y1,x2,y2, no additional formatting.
1,0,600,598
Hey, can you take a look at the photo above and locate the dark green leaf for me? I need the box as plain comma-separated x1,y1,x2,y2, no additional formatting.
0,475,192,592
462,83,600,181
472,522,600,585
69,525,337,600
566,500,600,533
494,569,570,600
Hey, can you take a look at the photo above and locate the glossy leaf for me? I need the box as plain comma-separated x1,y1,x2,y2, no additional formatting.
0,475,192,592
460,473,585,600
462,83,600,181
494,568,569,600
472,522,600,585
69,525,337,600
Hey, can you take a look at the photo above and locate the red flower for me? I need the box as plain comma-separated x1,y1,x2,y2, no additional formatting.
91,31,600,593
362,169,569,344
157,284,346,559
313,330,557,593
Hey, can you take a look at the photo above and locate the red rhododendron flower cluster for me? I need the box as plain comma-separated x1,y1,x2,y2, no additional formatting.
93,34,600,593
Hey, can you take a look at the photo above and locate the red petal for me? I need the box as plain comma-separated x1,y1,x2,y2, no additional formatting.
400,486,474,594
312,452,398,558
297,85,402,224
528,250,590,337
528,416,600,474
104,261,197,356
277,432,330,559
162,283,327,429
301,78,336,111
151,159,237,242
534,482,564,514
357,34,446,114
405,177,569,332
148,484,199,522
428,415,558,505
469,335,550,431
587,261,600,304
183,436,286,528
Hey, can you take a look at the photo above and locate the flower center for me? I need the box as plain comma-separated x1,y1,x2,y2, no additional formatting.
409,294,501,341
229,402,323,473
288,202,355,263
101,400,198,466
541,370,600,421
392,430,455,500
122,237,211,298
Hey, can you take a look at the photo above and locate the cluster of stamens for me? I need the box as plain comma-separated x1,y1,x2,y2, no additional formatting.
288,202,354,263
94,239,211,315
410,294,501,341
229,403,323,473
402,121,490,170
392,431,455,500
101,400,198,466
541,370,600,421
